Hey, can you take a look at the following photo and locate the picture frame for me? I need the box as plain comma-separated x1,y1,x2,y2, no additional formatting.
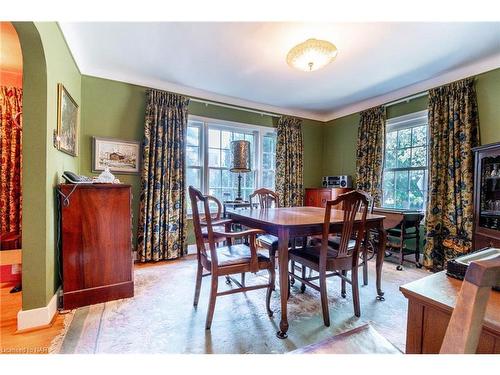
56,83,79,156
92,136,142,174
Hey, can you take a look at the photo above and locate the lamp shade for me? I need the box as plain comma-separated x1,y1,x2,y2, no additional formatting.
229,140,251,173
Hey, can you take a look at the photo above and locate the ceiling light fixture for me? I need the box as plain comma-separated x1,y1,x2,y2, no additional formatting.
286,38,338,72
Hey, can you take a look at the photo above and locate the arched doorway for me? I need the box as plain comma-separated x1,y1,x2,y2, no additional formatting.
0,22,23,290
11,22,48,314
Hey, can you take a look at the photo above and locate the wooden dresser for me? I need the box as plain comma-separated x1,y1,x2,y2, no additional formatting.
58,184,134,309
400,271,500,353
304,188,352,208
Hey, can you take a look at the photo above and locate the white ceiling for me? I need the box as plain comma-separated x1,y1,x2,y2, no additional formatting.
59,22,500,121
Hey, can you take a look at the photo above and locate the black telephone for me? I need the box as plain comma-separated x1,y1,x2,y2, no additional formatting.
62,171,93,184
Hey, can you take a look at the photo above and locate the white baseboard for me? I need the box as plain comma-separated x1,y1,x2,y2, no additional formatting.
17,289,59,331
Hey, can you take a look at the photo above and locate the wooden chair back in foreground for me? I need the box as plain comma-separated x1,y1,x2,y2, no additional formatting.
188,186,275,330
291,255,500,354
249,188,279,209
440,254,500,354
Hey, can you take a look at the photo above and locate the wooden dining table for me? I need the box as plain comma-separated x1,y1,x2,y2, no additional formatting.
227,206,387,339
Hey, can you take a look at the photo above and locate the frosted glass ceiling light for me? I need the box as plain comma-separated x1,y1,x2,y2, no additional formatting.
286,38,338,72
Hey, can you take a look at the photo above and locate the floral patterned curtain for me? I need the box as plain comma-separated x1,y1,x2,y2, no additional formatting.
276,116,303,207
355,106,385,206
137,89,189,262
423,78,479,270
0,86,23,236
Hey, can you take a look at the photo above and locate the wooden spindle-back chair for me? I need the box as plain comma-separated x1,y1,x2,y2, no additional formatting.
249,188,281,270
289,190,370,326
189,186,275,330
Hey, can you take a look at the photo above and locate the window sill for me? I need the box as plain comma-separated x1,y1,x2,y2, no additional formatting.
375,206,424,214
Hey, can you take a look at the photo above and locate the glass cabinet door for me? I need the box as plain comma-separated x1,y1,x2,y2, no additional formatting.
478,153,500,231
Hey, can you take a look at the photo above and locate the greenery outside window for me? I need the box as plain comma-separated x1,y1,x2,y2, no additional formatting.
382,110,428,211
186,116,277,211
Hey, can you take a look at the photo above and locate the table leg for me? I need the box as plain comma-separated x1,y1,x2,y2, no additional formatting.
277,226,290,339
376,223,386,301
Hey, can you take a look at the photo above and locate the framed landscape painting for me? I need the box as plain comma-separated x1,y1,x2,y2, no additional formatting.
56,83,79,156
92,137,141,174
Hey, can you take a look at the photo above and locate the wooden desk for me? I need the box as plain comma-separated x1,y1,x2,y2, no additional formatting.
227,206,387,339
400,271,500,353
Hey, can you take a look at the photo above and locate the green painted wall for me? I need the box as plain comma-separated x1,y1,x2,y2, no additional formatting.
80,76,145,247
476,68,500,145
38,23,81,305
79,76,325,246
13,22,81,310
323,67,500,179
385,95,428,119
13,22,48,310
322,112,359,179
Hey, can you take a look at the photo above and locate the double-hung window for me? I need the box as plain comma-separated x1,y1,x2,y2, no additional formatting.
381,110,429,211
186,116,277,210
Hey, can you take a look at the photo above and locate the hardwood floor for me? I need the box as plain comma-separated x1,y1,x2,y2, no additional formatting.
0,281,69,354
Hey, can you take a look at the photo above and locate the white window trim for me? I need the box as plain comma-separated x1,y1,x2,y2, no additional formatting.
382,109,429,212
187,114,276,198
385,110,428,131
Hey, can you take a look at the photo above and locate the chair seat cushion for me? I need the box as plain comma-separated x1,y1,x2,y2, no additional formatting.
256,234,279,249
206,244,270,267
289,324,401,354
309,235,356,250
289,245,339,263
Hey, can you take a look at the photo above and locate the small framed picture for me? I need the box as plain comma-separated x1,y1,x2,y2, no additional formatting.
56,83,79,156
92,137,141,174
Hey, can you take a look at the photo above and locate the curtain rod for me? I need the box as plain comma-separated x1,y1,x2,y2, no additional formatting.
384,91,428,108
190,98,282,118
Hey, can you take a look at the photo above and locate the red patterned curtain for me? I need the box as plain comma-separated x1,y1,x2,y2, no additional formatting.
0,86,23,236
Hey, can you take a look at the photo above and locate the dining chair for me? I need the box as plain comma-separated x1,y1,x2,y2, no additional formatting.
201,194,245,285
306,194,374,287
189,186,275,330
291,255,500,354
249,188,302,290
201,195,233,245
288,190,370,326
249,188,280,267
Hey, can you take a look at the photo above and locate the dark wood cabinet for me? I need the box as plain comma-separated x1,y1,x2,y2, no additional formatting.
473,142,500,250
58,184,134,309
304,188,352,209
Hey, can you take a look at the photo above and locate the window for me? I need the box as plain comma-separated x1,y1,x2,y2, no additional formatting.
382,110,428,211
262,134,277,189
186,116,277,209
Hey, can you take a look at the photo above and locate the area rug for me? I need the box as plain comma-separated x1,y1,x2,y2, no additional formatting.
56,256,429,354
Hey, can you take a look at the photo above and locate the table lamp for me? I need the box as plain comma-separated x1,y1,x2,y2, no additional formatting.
230,140,251,202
